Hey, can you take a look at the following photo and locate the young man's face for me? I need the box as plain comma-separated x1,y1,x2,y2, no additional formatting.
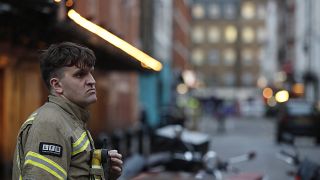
58,65,97,108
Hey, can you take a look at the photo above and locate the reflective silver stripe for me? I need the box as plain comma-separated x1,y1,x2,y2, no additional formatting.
25,151,67,180
72,132,90,155
24,112,37,124
16,147,20,169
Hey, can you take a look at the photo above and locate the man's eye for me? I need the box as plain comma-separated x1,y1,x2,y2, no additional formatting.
75,73,84,78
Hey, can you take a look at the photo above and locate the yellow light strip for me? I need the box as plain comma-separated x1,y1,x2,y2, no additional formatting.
67,9,162,71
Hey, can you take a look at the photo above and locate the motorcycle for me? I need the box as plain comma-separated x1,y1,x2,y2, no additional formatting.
120,148,265,179
276,145,320,180
117,124,266,180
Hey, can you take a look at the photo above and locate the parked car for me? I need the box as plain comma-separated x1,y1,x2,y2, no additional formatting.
276,145,320,180
276,99,320,144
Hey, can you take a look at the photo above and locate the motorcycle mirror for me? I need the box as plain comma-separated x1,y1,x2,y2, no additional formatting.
203,151,218,170
203,151,217,162
228,151,257,164
248,151,256,160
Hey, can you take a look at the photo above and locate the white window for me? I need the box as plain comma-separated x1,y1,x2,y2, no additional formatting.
257,4,266,19
242,26,255,43
223,48,236,66
208,3,220,19
224,25,237,43
241,48,254,66
208,49,220,65
242,72,254,86
191,48,205,66
192,25,205,43
192,4,205,19
258,48,264,62
241,1,255,19
257,27,266,42
208,26,220,43
224,3,236,19
224,72,235,86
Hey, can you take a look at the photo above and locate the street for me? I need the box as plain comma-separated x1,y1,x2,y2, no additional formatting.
198,115,320,180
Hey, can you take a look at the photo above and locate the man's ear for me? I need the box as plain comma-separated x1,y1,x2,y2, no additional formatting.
50,78,63,94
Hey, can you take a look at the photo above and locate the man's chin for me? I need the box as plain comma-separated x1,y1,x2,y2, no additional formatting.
83,96,97,107
89,97,97,104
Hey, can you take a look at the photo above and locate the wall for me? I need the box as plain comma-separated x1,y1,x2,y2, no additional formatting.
173,0,191,71
0,47,46,178
75,0,141,133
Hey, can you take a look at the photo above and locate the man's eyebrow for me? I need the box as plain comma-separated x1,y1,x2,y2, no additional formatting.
73,69,86,74
73,66,94,73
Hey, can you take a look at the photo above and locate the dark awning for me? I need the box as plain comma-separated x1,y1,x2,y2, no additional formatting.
0,1,157,72
52,20,154,72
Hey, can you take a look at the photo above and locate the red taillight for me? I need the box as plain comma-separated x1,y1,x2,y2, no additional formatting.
295,175,301,180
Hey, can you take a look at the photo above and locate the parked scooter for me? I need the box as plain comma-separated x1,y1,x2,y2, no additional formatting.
120,149,265,180
118,124,266,180
276,146,320,180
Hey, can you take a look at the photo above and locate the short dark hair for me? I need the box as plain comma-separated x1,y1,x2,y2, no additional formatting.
40,42,96,89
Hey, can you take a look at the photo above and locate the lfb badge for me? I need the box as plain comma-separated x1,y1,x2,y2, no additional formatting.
39,142,63,157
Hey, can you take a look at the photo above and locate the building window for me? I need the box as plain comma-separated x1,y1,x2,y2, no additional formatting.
191,48,205,66
192,25,205,43
223,48,236,66
258,48,264,62
257,27,266,43
208,26,220,43
224,25,238,43
224,72,235,86
242,72,254,86
192,4,205,19
241,1,255,19
208,49,220,65
208,3,220,19
224,3,237,19
242,26,255,43
257,4,266,19
241,48,254,66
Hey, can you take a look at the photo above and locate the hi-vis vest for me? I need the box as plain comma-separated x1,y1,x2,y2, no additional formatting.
12,95,105,180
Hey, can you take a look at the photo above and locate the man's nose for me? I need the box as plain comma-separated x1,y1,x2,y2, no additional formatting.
87,74,96,86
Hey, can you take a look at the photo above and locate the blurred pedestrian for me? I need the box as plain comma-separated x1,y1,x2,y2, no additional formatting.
12,42,122,180
216,98,226,133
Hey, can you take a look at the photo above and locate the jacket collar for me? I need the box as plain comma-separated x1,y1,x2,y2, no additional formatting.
48,94,90,124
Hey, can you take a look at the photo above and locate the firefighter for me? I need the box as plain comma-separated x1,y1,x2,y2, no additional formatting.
12,42,123,180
